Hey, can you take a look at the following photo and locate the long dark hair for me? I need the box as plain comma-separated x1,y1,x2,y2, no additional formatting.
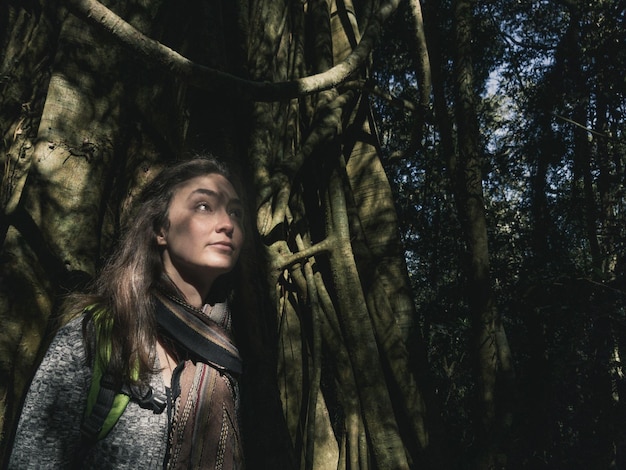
66,156,241,385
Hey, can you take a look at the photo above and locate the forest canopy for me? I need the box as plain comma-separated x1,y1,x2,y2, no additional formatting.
372,1,626,468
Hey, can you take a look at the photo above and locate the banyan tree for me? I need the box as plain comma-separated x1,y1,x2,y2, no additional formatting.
0,0,444,468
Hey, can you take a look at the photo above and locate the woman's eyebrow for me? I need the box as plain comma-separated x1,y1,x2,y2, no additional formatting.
190,188,242,205
190,188,218,198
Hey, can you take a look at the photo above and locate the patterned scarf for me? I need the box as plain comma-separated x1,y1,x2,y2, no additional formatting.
153,290,244,470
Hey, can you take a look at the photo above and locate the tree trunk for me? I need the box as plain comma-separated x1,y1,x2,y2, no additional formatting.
452,0,514,468
244,1,429,466
1,1,427,469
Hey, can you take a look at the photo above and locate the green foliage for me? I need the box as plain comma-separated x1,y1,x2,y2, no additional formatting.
371,0,626,467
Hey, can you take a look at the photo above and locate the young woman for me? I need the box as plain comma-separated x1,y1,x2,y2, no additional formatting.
9,157,246,469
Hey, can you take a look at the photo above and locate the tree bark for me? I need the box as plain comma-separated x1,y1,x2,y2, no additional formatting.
452,0,514,468
1,2,426,469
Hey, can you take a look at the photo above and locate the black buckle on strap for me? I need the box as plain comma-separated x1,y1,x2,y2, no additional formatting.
125,384,167,414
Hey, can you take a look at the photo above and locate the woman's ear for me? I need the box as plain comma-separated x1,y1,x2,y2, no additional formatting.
156,228,167,246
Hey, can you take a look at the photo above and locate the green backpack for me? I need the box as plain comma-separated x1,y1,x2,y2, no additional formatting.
80,308,166,443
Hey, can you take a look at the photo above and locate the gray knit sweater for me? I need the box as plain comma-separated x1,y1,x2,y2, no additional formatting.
8,317,169,469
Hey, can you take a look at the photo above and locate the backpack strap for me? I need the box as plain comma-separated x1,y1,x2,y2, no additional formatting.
81,367,166,443
75,367,166,469
80,307,166,443
81,372,129,442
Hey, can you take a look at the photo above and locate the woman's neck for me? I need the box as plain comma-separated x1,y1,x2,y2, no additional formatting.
162,270,210,309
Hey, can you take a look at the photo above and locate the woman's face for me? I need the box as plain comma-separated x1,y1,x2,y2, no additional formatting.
157,173,244,295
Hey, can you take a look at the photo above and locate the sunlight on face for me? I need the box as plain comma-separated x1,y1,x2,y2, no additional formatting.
157,174,244,298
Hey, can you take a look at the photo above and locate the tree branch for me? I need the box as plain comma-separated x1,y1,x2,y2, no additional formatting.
273,237,335,272
342,79,419,112
552,113,614,139
409,0,432,109
64,0,402,101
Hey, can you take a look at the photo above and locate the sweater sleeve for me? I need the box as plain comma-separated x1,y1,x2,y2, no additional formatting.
8,317,91,469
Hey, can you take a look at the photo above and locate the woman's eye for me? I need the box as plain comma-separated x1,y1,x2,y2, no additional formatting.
229,208,243,218
197,203,211,212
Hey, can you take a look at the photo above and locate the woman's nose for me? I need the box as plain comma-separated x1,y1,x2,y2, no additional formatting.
216,210,234,235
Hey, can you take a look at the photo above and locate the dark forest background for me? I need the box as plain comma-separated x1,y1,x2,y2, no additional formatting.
373,2,626,468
